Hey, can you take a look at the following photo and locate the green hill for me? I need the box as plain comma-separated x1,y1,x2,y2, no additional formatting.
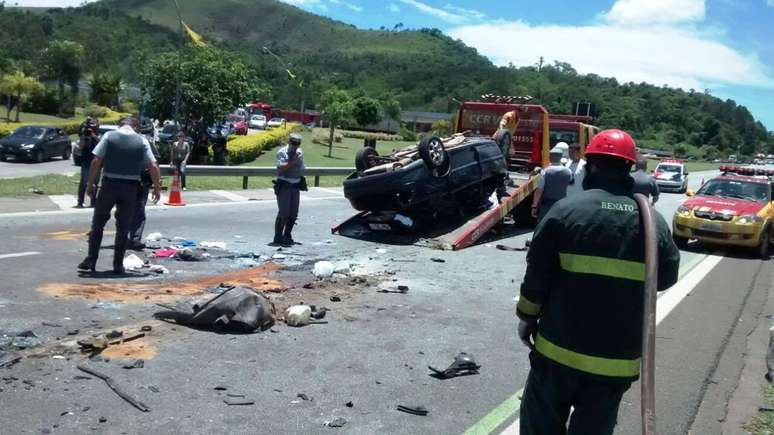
1,0,772,156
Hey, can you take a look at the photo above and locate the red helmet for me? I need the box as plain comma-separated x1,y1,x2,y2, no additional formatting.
585,129,637,163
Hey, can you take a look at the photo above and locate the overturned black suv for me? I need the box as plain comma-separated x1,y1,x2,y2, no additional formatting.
343,134,509,219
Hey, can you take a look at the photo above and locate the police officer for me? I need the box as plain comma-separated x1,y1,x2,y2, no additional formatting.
76,117,98,208
127,137,161,250
212,128,227,165
516,129,681,434
272,133,305,246
631,154,660,204
531,146,572,222
77,118,161,274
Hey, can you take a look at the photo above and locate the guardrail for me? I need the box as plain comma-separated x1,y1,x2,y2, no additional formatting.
160,165,354,189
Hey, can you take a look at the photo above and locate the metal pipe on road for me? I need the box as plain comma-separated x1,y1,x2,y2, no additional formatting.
159,165,354,189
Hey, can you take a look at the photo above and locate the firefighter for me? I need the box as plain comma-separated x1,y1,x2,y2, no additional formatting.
516,129,680,435
498,109,520,135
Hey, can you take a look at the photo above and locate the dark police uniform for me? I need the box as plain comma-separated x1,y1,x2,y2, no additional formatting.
631,168,660,202
82,127,156,272
128,140,160,249
517,176,680,434
77,120,98,207
273,135,305,245
536,162,572,222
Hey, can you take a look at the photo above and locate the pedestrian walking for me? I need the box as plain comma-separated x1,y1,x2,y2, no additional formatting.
212,129,227,165
531,146,572,222
76,117,99,208
77,117,161,274
565,142,586,197
128,140,161,250
271,133,306,246
516,129,681,435
631,154,660,204
170,131,190,190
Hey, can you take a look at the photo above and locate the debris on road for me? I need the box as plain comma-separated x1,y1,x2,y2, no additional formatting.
430,258,446,263
428,352,481,379
285,305,312,327
77,365,149,412
313,261,335,278
154,287,276,333
377,283,409,294
152,248,177,258
330,296,341,302
122,360,144,369
148,265,169,274
1,331,40,351
224,398,255,406
145,232,163,242
42,322,62,328
200,241,227,250
397,405,428,416
495,244,528,252
176,248,207,262
325,417,347,428
235,258,260,268
122,254,145,271
296,393,313,401
0,351,21,369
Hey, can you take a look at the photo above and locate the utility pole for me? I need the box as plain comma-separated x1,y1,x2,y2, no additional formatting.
172,0,183,127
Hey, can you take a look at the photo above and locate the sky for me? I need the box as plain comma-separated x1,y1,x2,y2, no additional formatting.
13,0,774,130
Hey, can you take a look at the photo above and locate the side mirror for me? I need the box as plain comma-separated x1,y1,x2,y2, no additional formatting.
686,189,695,197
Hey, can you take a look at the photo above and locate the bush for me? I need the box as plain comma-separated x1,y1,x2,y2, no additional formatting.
400,126,416,142
226,123,300,165
312,128,342,145
83,104,108,118
337,129,404,141
119,99,138,115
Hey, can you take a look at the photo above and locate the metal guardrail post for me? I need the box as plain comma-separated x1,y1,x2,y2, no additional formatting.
314,176,320,187
242,176,248,190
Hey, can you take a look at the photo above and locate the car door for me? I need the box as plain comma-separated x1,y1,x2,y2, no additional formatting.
42,128,56,157
55,129,67,154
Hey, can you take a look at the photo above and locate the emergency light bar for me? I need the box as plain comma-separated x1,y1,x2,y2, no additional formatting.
719,165,774,177
660,159,684,164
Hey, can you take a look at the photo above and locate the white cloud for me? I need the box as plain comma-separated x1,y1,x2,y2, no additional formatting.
329,0,364,12
398,0,467,24
443,4,485,21
767,0,774,6
602,0,705,25
449,0,773,93
389,3,401,12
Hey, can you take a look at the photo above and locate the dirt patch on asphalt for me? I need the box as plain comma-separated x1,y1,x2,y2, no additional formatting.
40,229,113,241
101,338,157,360
39,263,285,304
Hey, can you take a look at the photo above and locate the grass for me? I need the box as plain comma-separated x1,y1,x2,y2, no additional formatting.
646,158,722,173
745,384,774,434
2,112,81,124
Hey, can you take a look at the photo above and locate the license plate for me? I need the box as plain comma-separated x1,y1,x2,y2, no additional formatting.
699,221,722,232
369,223,392,231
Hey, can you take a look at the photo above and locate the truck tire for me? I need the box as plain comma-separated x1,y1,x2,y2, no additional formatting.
355,147,379,172
673,234,689,249
758,228,770,259
418,136,449,176
493,129,512,160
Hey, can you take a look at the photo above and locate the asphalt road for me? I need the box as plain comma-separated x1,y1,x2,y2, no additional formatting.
0,155,78,179
0,169,769,434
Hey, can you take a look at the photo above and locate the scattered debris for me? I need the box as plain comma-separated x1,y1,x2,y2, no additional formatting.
29,187,44,195
334,262,351,275
430,258,446,263
106,330,123,340
148,385,160,393
122,254,145,271
52,355,66,360
496,244,528,252
345,401,354,408
140,325,153,332
98,417,107,423
201,241,227,250
122,360,144,369
325,417,347,428
42,322,62,328
310,308,329,320
207,283,236,295
145,232,163,242
297,393,313,401
77,365,149,412
428,352,481,379
176,248,206,262
235,258,260,268
148,265,169,274
397,405,428,416
375,248,387,254
66,329,80,336
224,398,254,406
330,296,341,302
154,287,276,333
272,254,287,260
285,305,312,327
377,284,409,294
214,386,228,391
313,261,335,279
152,248,177,258
0,351,21,369
0,331,40,351
173,238,197,247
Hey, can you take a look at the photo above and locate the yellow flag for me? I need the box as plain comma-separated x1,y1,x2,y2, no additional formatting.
286,69,297,80
182,22,206,47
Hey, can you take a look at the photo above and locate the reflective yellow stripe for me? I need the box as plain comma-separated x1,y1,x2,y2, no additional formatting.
535,334,641,377
517,296,541,316
559,253,645,282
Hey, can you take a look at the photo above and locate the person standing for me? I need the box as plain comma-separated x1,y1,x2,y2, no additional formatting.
76,117,99,208
170,131,190,190
516,129,680,434
128,139,161,250
531,146,572,222
631,154,660,204
77,118,161,274
565,142,586,197
272,133,305,246
212,129,227,165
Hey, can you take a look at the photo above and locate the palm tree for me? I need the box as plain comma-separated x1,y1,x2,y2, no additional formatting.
87,71,124,108
0,71,45,122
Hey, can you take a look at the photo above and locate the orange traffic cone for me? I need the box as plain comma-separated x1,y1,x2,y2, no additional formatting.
165,169,186,206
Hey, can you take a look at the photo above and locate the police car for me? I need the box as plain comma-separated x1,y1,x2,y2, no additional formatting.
653,159,689,193
672,166,774,258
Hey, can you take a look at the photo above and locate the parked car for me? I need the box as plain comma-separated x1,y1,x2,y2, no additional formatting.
225,114,248,135
206,124,231,141
343,135,508,220
266,117,286,130
157,123,181,145
653,159,689,193
248,114,267,130
72,124,119,166
0,126,72,163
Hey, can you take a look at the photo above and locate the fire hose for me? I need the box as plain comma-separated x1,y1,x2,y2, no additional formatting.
634,193,657,435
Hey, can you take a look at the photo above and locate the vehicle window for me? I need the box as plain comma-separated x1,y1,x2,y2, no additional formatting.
13,126,46,139
161,125,178,134
699,179,769,203
657,164,681,172
549,130,578,147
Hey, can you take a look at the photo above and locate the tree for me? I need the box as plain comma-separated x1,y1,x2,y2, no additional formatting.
0,71,44,121
352,96,381,127
87,71,124,108
40,40,84,116
319,88,352,157
139,45,253,129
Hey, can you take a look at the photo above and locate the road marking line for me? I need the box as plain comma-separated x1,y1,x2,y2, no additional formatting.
48,194,77,210
210,190,250,202
0,251,40,260
312,187,343,196
463,390,523,435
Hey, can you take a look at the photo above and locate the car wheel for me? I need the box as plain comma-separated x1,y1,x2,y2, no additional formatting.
62,146,71,160
758,228,770,259
418,136,449,176
673,234,689,249
355,147,379,172
0,154,6,162
493,129,512,160
35,149,45,163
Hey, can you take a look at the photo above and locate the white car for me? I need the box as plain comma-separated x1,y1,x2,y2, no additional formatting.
266,117,286,129
653,160,689,193
248,114,267,130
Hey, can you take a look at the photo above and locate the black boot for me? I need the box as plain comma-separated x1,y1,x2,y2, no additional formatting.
282,218,299,246
77,257,96,273
269,217,285,246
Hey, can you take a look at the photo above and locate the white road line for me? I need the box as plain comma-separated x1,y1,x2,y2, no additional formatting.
0,251,40,260
48,194,77,210
313,187,343,196
499,252,725,435
0,196,344,219
210,190,250,202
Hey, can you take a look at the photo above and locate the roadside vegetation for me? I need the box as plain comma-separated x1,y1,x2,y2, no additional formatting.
745,384,774,434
